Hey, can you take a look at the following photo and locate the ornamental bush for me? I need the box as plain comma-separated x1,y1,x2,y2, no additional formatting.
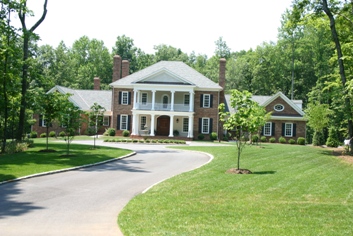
105,128,116,136
40,133,46,138
288,138,296,144
210,132,218,141
261,136,267,142
198,134,205,140
122,130,130,137
297,137,306,145
49,131,56,137
59,131,66,137
279,136,286,144
269,137,276,143
30,131,38,138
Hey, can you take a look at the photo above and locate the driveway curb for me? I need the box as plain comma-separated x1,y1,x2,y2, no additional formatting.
0,151,136,186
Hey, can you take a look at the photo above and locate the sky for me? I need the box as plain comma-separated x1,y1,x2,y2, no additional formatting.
21,0,293,57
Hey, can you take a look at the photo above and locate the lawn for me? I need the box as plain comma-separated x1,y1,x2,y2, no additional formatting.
0,138,132,182
118,144,353,236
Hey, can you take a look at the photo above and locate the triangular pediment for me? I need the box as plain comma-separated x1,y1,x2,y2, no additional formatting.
133,68,193,85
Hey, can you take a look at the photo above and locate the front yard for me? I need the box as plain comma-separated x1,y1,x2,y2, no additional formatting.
119,144,353,235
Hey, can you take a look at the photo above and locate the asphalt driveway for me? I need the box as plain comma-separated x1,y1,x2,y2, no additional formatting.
0,141,211,236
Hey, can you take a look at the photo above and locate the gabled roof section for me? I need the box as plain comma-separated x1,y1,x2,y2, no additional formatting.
224,92,304,116
110,61,222,90
261,92,304,116
48,85,112,112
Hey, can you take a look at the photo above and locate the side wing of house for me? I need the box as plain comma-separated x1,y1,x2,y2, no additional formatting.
260,92,306,141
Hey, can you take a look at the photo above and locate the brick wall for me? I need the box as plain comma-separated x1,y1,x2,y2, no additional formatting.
111,88,133,135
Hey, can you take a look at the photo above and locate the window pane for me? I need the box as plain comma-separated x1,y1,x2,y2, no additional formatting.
142,93,147,105
163,96,168,108
122,92,128,105
264,122,271,136
203,94,210,108
202,118,209,133
121,115,127,130
103,117,109,126
140,116,147,130
184,94,190,105
285,123,292,136
183,118,189,132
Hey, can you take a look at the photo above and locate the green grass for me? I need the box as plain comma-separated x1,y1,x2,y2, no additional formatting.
0,138,132,182
118,144,353,235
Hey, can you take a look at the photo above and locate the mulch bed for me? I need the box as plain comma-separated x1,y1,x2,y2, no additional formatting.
226,168,252,174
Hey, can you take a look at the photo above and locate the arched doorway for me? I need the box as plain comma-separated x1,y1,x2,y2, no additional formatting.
156,115,170,136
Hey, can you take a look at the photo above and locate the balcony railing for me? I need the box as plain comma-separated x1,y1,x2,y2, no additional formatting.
135,102,191,112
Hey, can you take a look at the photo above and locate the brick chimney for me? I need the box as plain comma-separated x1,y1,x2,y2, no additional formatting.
121,60,130,78
94,77,100,90
219,58,226,103
112,55,122,82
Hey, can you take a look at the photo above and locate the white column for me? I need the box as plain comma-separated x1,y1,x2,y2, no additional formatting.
132,114,138,135
189,91,194,112
170,90,175,111
136,90,140,109
150,114,155,136
169,115,174,137
188,115,194,138
133,89,138,109
152,90,156,110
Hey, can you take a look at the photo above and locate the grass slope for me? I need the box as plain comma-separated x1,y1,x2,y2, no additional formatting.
0,138,132,182
119,144,353,235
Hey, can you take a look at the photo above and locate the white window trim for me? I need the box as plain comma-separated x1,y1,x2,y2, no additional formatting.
41,115,47,127
103,116,109,126
264,122,272,136
120,114,128,130
122,91,129,105
285,123,293,137
162,94,169,108
202,117,210,134
182,117,189,133
203,94,211,108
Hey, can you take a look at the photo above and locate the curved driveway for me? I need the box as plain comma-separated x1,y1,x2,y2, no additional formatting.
0,141,212,236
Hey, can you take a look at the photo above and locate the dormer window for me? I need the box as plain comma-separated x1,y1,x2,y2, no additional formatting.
274,104,284,112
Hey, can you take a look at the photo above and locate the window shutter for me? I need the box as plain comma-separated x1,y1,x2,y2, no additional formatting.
200,94,203,107
117,115,120,129
39,115,43,126
281,123,285,136
293,124,297,137
272,122,275,136
127,115,131,130
261,126,264,136
198,118,202,133
128,92,131,105
210,95,213,108
209,118,213,133
118,92,122,105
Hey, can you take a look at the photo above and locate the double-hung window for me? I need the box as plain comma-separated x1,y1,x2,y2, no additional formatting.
202,118,210,134
203,94,210,108
182,118,189,133
120,115,128,130
140,116,147,130
184,94,190,106
141,93,147,105
122,91,129,105
103,116,109,126
264,122,272,136
284,123,293,137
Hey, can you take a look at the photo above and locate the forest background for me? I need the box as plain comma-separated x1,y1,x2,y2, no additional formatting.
1,0,353,149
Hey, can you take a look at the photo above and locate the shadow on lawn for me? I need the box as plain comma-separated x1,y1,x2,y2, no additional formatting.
252,171,276,175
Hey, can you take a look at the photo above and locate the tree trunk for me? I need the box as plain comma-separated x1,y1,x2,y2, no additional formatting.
322,0,353,148
16,0,48,141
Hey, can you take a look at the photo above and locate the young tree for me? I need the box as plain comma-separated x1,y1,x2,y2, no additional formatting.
60,102,82,156
219,89,270,172
304,101,333,146
88,103,105,148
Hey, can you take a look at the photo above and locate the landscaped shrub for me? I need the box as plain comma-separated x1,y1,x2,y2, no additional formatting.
279,136,286,144
313,131,325,146
86,127,96,136
173,130,179,136
297,137,306,145
132,139,138,143
288,138,296,144
5,141,29,154
122,130,130,137
252,135,259,143
49,131,56,137
121,139,127,143
269,137,276,143
261,136,267,142
59,131,66,137
198,133,205,140
145,139,150,143
104,128,116,136
30,131,38,138
40,133,47,138
210,132,218,141
152,140,157,143
139,139,144,143
326,127,340,147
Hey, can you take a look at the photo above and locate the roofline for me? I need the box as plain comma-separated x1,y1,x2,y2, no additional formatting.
262,92,305,116
270,116,306,121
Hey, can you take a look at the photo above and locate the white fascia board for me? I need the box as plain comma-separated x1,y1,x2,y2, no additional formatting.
133,84,196,92
270,116,306,121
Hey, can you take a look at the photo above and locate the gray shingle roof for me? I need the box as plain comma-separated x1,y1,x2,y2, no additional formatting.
110,61,222,90
52,86,111,111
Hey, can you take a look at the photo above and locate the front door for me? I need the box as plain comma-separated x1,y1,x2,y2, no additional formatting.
157,116,170,136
